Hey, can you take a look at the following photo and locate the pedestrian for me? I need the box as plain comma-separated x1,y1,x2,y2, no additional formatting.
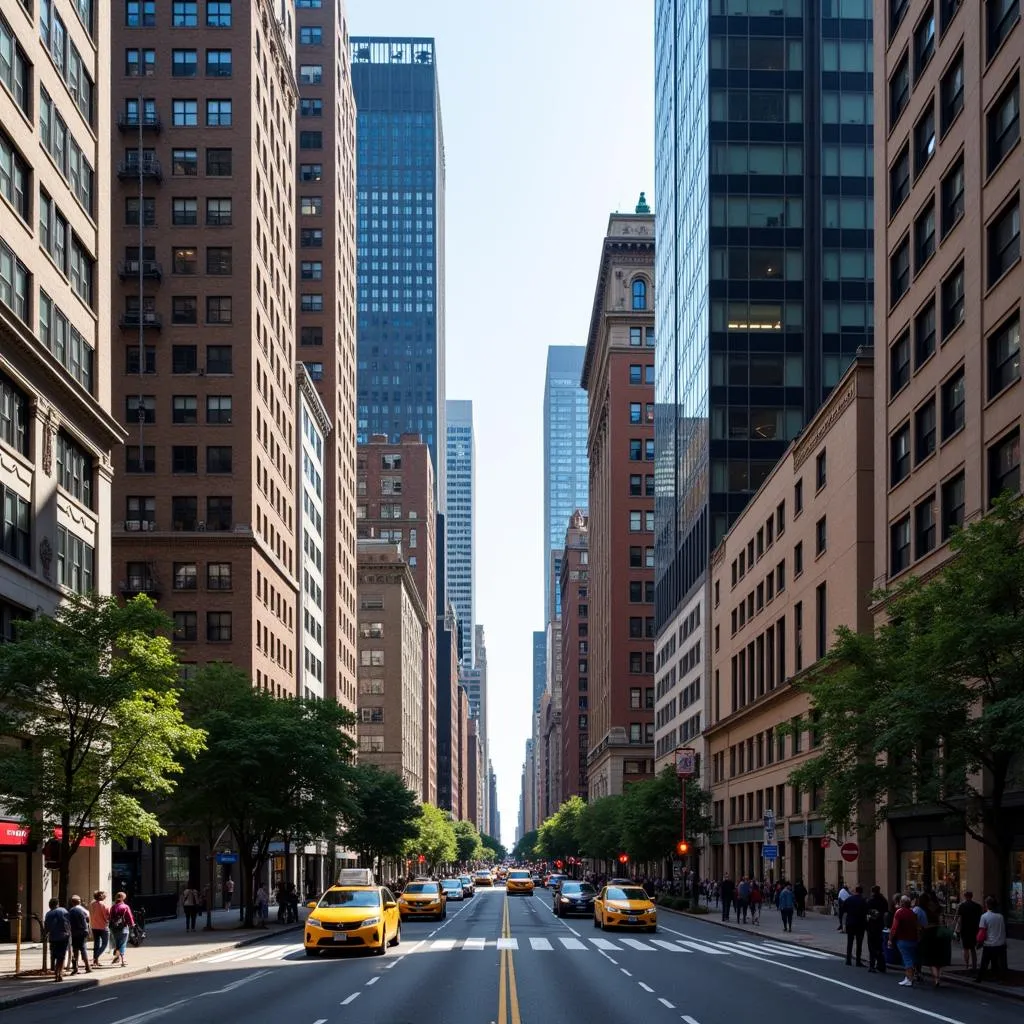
736,876,751,923
108,892,135,967
67,895,92,975
953,890,983,973
837,882,851,932
43,897,71,983
181,881,201,932
778,882,795,932
888,895,920,988
750,881,763,925
911,895,929,983
287,882,299,923
720,874,735,923
865,885,889,974
843,885,867,967
793,880,807,917
918,888,945,988
223,876,234,911
89,890,110,967
975,896,1008,983
255,884,269,927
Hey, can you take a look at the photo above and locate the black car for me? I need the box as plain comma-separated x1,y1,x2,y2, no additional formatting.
553,880,597,917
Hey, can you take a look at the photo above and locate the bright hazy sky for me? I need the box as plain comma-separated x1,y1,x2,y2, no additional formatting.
346,0,655,847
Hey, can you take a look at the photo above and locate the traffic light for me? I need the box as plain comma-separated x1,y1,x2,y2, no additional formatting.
555,860,563,869
617,853,629,865
675,840,690,856
43,839,60,868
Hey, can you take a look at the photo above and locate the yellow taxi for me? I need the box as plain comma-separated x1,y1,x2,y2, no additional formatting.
397,879,447,920
472,869,493,887
304,869,401,956
505,869,534,895
593,883,658,933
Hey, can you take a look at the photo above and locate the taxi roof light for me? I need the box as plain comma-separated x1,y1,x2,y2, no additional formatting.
335,867,376,887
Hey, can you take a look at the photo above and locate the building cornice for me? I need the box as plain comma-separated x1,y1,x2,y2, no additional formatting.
296,363,332,437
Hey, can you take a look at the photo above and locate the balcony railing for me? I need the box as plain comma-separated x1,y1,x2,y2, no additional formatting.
117,111,162,132
117,158,162,181
119,312,162,330
119,574,161,596
117,259,162,281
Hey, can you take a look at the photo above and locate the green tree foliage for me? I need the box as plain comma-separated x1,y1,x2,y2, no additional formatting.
0,595,205,903
577,795,625,862
512,829,539,862
452,819,482,863
407,803,457,869
789,493,1024,905
620,768,711,862
172,664,355,925
339,764,419,875
537,796,586,859
480,832,507,861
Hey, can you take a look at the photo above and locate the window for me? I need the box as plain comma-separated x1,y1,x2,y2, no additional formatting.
207,612,231,642
206,1,231,26
0,242,29,323
301,293,323,313
941,157,964,237
126,346,156,374
941,471,965,538
172,197,197,225
299,130,322,149
891,515,912,575
629,474,642,497
815,583,828,659
629,402,642,424
890,54,910,127
629,439,642,461
915,300,937,367
914,103,936,177
890,146,911,215
172,296,197,324
632,278,647,310
299,163,322,182
125,196,156,226
172,148,198,176
206,496,232,530
629,364,642,385
815,516,827,556
206,148,232,175
174,563,197,590
0,133,30,222
126,395,155,424
891,330,911,395
172,0,198,25
989,428,1021,502
172,246,197,275
793,540,803,577
915,201,936,269
629,511,641,532
891,236,911,303
171,445,196,473
206,396,231,424
990,77,1021,176
207,562,231,589
915,398,937,465
299,25,322,44
172,346,197,374
172,395,197,424
172,49,197,76
940,50,964,134
206,345,232,373
300,98,322,117
645,439,655,461
300,228,322,247
172,99,198,126
69,239,93,307
988,196,1021,285
206,246,232,275
914,8,936,78
794,479,803,515
206,197,231,225
300,326,323,347
206,296,231,324
989,313,1021,396
890,0,910,37
57,527,93,594
941,262,965,338
206,99,231,126
57,434,92,507
300,260,323,281
915,496,936,557
125,0,156,25
816,450,827,490
299,64,322,84
300,196,323,216
941,368,966,438
205,50,232,76
891,423,911,485
988,0,1020,58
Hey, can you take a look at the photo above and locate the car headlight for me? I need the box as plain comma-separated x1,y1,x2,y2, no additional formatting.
560,897,571,903
307,916,322,927
361,917,381,927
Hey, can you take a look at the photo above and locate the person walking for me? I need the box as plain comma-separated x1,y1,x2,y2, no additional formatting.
67,895,92,975
255,884,269,927
793,880,807,918
843,885,867,966
865,885,889,974
223,877,234,912
108,892,135,967
888,895,920,988
778,882,795,932
919,889,945,988
720,874,735,923
736,876,751,923
89,890,110,968
181,882,201,932
976,896,1008,983
953,891,983,973
837,882,851,932
43,898,71,983
750,881,763,925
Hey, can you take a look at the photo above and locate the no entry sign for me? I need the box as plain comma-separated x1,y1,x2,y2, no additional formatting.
840,842,860,863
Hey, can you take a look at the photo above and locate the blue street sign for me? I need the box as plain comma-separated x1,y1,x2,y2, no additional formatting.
762,844,778,860
215,852,239,864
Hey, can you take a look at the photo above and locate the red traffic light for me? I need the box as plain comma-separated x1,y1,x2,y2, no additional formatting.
417,854,426,863
618,853,629,864
676,840,690,856
555,859,563,869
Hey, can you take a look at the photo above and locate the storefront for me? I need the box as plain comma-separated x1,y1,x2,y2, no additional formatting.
1010,850,1023,926
0,823,31,942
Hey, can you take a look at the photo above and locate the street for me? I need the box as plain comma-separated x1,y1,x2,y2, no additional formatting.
7,886,1014,1024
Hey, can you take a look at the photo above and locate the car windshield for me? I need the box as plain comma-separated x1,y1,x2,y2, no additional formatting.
404,883,439,894
441,880,461,889
318,889,380,908
605,887,647,902
460,876,472,883
474,871,489,877
509,871,530,880
561,882,595,895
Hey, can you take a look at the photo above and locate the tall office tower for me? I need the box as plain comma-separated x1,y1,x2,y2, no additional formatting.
654,1,875,637
444,399,474,666
473,624,489,830
543,346,589,619
355,539,426,795
582,206,656,799
559,511,589,802
466,718,483,831
532,629,546,712
111,0,300,693
874,0,1021,898
487,761,499,840
295,0,359,713
350,38,446,506
522,738,537,834
357,434,436,802
0,0,120,914
434,509,462,816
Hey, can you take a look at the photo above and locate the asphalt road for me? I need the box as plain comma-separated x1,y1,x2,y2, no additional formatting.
8,885,1014,1023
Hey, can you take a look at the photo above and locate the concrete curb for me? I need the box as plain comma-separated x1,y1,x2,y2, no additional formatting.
0,923,304,1012
656,905,1024,1004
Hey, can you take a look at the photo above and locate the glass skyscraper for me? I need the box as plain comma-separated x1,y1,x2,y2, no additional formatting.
351,37,446,504
543,346,590,620
654,0,874,629
445,400,475,668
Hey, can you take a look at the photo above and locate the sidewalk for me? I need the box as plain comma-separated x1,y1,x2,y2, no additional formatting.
674,898,1023,1001
0,907,307,1010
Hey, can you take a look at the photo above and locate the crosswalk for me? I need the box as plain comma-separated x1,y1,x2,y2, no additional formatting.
198,935,833,964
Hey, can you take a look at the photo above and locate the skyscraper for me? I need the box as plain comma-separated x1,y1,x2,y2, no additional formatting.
654,1,875,634
445,399,474,666
351,38,446,505
532,630,547,712
543,346,589,619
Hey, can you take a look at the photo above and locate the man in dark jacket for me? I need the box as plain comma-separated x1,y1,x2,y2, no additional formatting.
720,874,735,922
844,884,868,966
793,880,807,917
865,885,889,973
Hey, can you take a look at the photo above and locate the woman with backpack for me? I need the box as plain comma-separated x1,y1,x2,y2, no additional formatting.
109,892,135,967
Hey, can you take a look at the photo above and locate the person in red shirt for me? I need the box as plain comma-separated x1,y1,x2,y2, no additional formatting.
888,895,921,987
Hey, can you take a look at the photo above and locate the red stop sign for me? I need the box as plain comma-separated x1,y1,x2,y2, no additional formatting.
840,842,860,863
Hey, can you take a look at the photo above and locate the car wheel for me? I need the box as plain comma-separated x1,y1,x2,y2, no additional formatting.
647,925,657,934
593,913,600,929
390,923,401,948
304,948,318,958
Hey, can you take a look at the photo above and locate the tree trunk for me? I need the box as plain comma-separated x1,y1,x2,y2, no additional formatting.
239,850,255,928
204,822,216,930
57,814,71,906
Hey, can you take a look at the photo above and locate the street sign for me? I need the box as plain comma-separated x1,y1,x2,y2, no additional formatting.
820,837,830,850
762,844,778,860
840,841,860,863
675,747,697,778
215,852,238,864
763,809,776,845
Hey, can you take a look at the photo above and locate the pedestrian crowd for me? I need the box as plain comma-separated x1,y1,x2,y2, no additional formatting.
41,890,136,983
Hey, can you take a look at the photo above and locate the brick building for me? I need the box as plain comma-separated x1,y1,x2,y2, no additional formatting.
559,510,589,803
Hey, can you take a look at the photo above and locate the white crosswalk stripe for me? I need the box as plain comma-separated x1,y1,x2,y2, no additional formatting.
496,937,518,950
529,937,552,950
558,937,587,950
650,939,689,952
674,939,731,954
618,938,655,951
590,938,620,950
463,937,487,951
431,939,457,952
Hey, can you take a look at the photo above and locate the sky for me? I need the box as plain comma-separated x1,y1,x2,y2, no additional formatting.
346,0,655,847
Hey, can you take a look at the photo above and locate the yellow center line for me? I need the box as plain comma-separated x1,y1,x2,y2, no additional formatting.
495,895,522,1024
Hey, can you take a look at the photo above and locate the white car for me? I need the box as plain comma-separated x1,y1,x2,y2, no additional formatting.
440,878,465,901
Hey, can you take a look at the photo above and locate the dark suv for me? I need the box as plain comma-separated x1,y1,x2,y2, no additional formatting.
553,880,597,917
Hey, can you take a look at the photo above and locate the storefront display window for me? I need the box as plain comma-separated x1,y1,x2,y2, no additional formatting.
165,845,192,885
1010,852,1024,923
901,851,924,896
931,850,966,911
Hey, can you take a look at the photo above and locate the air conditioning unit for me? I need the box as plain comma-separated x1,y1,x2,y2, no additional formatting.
125,519,141,531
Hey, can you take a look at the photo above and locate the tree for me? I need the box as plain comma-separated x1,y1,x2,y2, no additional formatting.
512,829,539,863
339,763,419,876
172,664,356,925
452,819,482,864
789,493,1024,907
407,803,457,870
480,832,507,861
0,595,205,904
577,795,625,863
620,768,712,863
537,796,585,860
